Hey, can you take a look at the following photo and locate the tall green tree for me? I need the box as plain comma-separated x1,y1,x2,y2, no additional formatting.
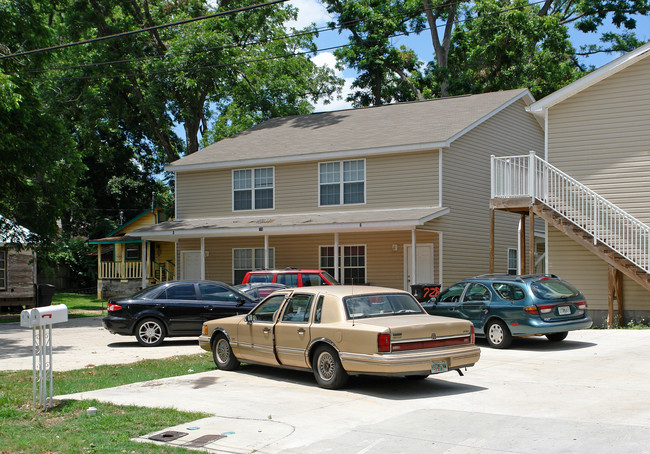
322,0,429,106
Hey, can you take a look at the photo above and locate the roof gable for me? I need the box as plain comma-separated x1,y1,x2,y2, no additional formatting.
528,41,650,117
167,89,533,172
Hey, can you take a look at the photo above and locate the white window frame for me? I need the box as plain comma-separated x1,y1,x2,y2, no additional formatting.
232,167,275,212
507,248,518,275
232,247,276,284
319,244,367,284
318,159,366,207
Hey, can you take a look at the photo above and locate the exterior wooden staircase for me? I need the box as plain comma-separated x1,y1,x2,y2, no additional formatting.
490,152,650,325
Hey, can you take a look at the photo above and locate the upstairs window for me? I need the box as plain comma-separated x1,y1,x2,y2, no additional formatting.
319,159,365,206
233,167,274,211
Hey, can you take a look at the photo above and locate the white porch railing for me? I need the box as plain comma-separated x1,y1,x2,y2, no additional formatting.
99,261,142,279
491,151,650,273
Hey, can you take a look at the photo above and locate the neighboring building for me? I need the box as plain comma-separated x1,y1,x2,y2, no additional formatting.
133,89,543,291
491,42,650,326
0,216,36,309
89,207,175,299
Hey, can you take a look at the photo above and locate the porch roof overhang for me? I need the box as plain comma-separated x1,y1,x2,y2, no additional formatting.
130,206,449,241
88,235,144,245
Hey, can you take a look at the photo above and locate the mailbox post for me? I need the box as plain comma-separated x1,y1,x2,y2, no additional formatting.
20,304,68,410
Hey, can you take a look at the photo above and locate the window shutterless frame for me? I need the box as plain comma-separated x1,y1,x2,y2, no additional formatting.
232,167,275,211
318,159,366,207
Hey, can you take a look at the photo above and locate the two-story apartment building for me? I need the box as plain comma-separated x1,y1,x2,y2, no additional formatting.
490,42,650,325
133,89,544,290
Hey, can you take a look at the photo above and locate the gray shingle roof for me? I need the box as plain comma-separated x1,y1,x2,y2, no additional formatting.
168,89,532,171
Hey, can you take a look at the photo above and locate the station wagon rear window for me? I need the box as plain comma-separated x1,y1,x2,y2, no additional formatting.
344,293,423,319
530,279,580,300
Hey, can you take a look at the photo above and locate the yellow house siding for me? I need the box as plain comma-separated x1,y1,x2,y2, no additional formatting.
176,151,439,219
547,55,650,224
432,99,544,286
179,231,438,289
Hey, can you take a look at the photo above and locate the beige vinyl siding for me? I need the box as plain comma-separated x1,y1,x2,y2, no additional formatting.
431,99,544,286
180,231,438,289
547,227,650,312
176,151,439,219
547,55,650,224
176,170,230,219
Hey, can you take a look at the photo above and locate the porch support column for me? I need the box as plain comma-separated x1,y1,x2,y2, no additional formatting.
334,232,340,282
411,229,417,287
264,235,269,269
489,208,495,274
141,239,147,289
518,215,525,275
529,207,536,274
97,245,102,299
607,266,624,328
200,237,205,280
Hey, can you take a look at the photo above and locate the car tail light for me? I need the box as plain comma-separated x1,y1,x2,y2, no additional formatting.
107,303,122,312
576,301,587,310
524,305,539,314
470,325,475,344
538,305,554,314
378,333,391,352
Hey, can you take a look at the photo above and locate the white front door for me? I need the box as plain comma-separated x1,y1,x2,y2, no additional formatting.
181,251,202,280
404,244,435,290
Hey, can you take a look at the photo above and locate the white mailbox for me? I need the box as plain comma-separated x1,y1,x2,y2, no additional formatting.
20,304,68,327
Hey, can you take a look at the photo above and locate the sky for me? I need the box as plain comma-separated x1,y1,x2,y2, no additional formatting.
286,0,650,112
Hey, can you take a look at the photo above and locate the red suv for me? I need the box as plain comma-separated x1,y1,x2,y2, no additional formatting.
241,269,339,287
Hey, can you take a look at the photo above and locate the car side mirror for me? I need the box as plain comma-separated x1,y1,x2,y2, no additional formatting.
237,297,246,306
245,314,253,324
430,295,439,304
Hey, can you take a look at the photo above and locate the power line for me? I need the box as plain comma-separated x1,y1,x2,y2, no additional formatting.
0,0,289,61
8,0,549,83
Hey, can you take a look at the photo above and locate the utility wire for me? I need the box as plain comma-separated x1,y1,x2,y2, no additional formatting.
0,0,289,61
10,0,548,83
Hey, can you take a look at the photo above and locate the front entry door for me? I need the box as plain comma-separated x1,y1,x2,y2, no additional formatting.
181,251,201,280
404,244,434,290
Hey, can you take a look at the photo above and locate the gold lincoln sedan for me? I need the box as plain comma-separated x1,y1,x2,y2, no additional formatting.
199,285,480,389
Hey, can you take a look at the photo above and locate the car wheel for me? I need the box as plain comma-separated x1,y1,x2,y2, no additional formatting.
546,332,568,342
312,345,348,389
212,335,240,371
135,318,166,347
485,319,512,349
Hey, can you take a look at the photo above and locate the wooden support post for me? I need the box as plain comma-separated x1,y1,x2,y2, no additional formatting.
489,208,495,274
607,266,625,328
529,207,535,274
519,215,526,275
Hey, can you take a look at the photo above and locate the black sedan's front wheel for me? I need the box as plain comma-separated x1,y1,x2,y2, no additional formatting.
212,335,240,371
135,318,166,347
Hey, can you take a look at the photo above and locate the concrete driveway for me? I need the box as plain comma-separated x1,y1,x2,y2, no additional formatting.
46,327,650,453
0,316,199,371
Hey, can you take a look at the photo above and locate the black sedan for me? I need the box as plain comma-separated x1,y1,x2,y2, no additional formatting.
102,281,257,346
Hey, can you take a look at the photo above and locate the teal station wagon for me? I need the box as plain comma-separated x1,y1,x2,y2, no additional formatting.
421,274,593,348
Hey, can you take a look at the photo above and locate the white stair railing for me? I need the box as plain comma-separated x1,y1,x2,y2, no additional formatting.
491,151,650,273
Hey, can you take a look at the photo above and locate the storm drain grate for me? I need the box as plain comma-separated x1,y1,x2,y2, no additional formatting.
149,431,188,442
183,434,227,447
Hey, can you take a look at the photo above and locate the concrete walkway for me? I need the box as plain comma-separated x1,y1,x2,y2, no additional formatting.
54,329,650,453
0,317,200,371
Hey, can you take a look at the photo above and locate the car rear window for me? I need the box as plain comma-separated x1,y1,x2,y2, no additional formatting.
344,293,423,319
249,273,274,283
492,283,526,301
530,279,581,300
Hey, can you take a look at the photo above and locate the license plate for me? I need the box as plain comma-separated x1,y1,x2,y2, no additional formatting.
431,360,448,373
558,306,571,315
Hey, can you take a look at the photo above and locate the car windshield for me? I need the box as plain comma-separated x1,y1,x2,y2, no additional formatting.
344,293,423,319
321,271,340,285
130,283,166,299
530,278,581,300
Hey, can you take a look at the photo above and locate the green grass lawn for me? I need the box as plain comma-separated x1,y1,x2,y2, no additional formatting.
1,354,215,453
0,292,106,323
